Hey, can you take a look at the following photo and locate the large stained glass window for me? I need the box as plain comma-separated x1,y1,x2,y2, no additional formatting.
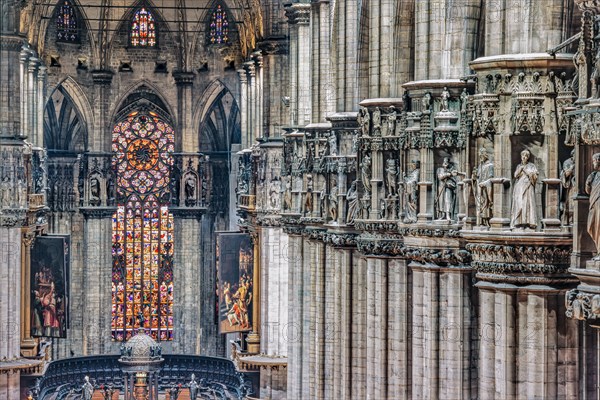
209,4,229,44
111,112,174,341
131,8,156,47
56,0,78,42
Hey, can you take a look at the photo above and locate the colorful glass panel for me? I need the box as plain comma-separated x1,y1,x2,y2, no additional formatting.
131,8,156,47
111,113,174,341
56,0,78,42
209,5,229,44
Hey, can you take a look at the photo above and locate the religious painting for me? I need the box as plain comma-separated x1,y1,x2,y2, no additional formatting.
30,235,70,338
217,233,254,333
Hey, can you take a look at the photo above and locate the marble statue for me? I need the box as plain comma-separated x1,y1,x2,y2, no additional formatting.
304,174,313,214
283,176,292,211
185,174,197,204
189,374,199,400
386,106,397,136
586,153,600,258
346,181,359,225
328,132,338,156
460,88,468,113
403,160,420,223
361,153,372,193
268,178,281,209
436,157,458,221
441,86,450,112
82,376,93,400
421,92,431,112
474,148,494,226
328,181,338,222
385,159,398,197
372,108,381,135
358,107,370,136
90,176,100,201
319,182,327,218
560,150,576,226
510,149,538,229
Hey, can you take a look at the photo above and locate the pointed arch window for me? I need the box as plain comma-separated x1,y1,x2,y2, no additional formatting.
209,4,229,44
56,0,79,42
111,112,174,341
131,8,156,47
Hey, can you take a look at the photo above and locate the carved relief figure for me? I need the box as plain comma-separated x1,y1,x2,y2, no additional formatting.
89,175,101,205
189,374,199,400
346,181,359,225
586,153,600,258
82,376,94,400
560,150,576,226
474,148,494,226
0,175,10,207
185,173,197,206
328,131,338,156
403,160,420,223
386,106,397,136
319,182,327,217
421,92,431,112
592,48,600,99
460,88,469,113
361,153,372,194
358,107,370,136
436,157,458,221
510,149,539,230
329,181,338,222
385,159,398,197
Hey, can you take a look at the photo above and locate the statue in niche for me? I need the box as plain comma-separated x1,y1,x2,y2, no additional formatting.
592,48,600,99
304,174,313,214
329,180,338,222
510,149,539,230
474,148,494,226
586,153,600,258
89,175,101,204
421,92,431,112
560,150,576,226
185,173,197,206
319,182,327,218
328,131,338,156
106,173,115,206
436,157,458,221
360,153,372,194
81,376,94,400
268,178,281,209
372,108,381,135
0,175,10,207
358,108,370,136
460,89,469,114
403,160,420,223
385,106,397,136
440,87,450,112
346,181,359,225
282,176,292,211
385,159,399,197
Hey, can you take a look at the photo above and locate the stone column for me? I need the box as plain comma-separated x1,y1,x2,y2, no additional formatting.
36,66,46,147
367,0,394,98
311,0,335,121
351,255,367,398
285,231,303,398
338,248,353,399
0,228,21,361
311,238,325,399
27,57,38,143
245,63,256,142
238,70,249,148
366,257,388,398
285,3,312,125
254,53,264,139
173,72,196,151
82,213,113,355
172,216,202,354
20,233,36,356
324,245,338,399
387,258,411,399
301,237,314,394
19,45,31,139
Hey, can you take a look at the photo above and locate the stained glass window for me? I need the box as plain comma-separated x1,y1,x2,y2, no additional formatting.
131,8,156,47
56,0,78,42
111,112,174,341
209,5,229,44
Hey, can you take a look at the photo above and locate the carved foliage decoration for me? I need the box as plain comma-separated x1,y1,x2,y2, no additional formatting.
471,94,500,137
467,243,570,275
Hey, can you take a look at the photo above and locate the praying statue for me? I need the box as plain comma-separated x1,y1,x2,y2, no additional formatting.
510,149,539,230
586,153,600,259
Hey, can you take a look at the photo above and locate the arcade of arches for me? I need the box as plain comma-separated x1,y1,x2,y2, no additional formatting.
2,0,600,399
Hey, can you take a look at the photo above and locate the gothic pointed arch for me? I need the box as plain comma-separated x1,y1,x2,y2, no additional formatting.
113,82,175,128
195,80,240,152
44,80,90,152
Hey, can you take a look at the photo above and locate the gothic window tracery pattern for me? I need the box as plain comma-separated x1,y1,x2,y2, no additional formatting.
56,0,78,42
111,112,174,341
209,4,229,44
131,8,156,47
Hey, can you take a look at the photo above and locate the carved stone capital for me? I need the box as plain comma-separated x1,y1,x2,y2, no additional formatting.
80,206,117,219
91,70,114,85
172,71,195,86
0,209,27,228
285,3,311,25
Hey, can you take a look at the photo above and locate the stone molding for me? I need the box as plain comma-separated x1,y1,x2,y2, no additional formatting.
285,3,311,25
80,206,117,219
0,209,27,227
172,71,195,85
91,69,114,85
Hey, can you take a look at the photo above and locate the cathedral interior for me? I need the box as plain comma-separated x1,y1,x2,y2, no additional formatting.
2,0,600,399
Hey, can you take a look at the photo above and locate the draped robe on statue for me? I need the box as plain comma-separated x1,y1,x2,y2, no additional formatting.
511,162,538,228
587,171,600,255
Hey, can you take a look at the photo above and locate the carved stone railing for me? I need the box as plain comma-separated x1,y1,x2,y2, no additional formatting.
31,354,253,400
